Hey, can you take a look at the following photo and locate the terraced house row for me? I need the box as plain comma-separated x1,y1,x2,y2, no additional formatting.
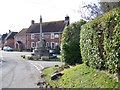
1,16,69,51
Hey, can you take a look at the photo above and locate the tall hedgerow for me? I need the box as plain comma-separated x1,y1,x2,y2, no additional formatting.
61,20,86,65
80,7,120,73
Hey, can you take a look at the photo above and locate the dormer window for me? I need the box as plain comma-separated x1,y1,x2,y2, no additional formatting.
31,34,35,39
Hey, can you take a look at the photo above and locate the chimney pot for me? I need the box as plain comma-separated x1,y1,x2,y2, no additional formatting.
9,30,11,33
31,20,35,25
65,15,70,25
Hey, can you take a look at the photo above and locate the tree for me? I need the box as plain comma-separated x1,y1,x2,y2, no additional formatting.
55,45,60,54
100,1,120,13
61,20,86,65
78,3,102,21
78,1,120,21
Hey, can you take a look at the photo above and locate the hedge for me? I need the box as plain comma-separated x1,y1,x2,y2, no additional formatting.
80,7,120,73
61,20,86,65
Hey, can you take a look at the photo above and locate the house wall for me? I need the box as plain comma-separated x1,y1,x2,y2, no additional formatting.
26,33,39,49
4,38,14,48
14,35,27,49
26,32,62,49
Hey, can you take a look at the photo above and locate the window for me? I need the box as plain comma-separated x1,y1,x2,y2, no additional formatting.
31,34,35,39
55,34,59,38
31,42,35,48
51,42,55,49
51,33,54,39
42,33,44,39
46,42,49,47
36,42,38,48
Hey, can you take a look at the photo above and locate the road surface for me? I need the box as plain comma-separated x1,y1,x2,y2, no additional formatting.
0,50,62,89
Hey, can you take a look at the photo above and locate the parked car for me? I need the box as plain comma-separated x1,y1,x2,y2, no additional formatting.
3,46,13,51
49,49,55,54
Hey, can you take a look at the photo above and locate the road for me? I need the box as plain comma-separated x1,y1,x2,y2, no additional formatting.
0,50,62,89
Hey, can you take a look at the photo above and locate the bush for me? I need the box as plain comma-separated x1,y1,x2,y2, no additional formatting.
80,7,120,73
61,20,86,65
41,56,49,61
55,45,60,54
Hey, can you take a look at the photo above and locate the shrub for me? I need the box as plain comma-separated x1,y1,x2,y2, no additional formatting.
55,45,60,54
61,20,86,65
41,56,49,61
80,7,120,73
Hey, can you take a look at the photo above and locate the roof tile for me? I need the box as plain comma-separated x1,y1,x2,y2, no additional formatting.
26,20,66,33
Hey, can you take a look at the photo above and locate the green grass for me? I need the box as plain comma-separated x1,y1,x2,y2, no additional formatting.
43,63,119,88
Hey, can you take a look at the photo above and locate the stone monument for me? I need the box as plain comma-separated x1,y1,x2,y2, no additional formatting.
32,15,49,59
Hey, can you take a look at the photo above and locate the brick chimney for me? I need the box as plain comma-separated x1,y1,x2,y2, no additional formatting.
65,15,70,26
9,30,11,33
31,20,35,25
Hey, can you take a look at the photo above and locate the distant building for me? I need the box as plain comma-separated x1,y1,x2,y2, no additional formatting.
14,28,28,51
14,16,70,50
1,33,8,49
4,32,18,48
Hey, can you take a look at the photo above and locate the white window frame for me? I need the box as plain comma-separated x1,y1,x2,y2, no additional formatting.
51,33,54,39
46,42,49,47
55,34,59,38
31,34,35,39
51,42,55,49
31,42,35,48
42,33,44,39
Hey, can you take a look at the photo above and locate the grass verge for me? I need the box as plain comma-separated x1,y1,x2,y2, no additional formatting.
21,55,60,61
42,63,119,88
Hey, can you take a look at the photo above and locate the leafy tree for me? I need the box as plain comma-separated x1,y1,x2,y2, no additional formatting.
100,1,120,13
78,3,102,21
78,1,120,21
61,20,86,65
55,45,60,54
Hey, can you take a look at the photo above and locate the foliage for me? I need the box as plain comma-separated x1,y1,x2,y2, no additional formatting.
79,3,102,21
43,64,119,88
100,1,120,13
61,20,86,65
55,45,60,54
80,7,120,73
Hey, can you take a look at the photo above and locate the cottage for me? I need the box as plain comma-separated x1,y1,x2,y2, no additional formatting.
1,34,8,49
16,16,70,50
4,31,18,48
14,28,28,51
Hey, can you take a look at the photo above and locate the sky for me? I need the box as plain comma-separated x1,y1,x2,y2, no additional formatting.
0,0,99,34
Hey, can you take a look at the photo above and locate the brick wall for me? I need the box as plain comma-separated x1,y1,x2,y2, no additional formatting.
14,35,27,49
4,39,14,48
26,32,62,49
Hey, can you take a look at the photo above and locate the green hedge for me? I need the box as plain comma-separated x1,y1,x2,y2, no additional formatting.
80,7,120,73
61,20,86,65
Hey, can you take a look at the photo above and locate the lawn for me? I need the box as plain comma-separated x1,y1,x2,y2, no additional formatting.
42,63,119,88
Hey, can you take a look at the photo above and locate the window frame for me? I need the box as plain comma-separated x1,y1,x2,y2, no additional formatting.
51,33,54,39
51,42,55,49
31,34,35,39
31,42,35,48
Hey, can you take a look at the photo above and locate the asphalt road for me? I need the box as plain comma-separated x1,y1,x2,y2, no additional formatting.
0,50,62,89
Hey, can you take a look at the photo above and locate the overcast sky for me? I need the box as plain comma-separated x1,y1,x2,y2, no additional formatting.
0,0,99,34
